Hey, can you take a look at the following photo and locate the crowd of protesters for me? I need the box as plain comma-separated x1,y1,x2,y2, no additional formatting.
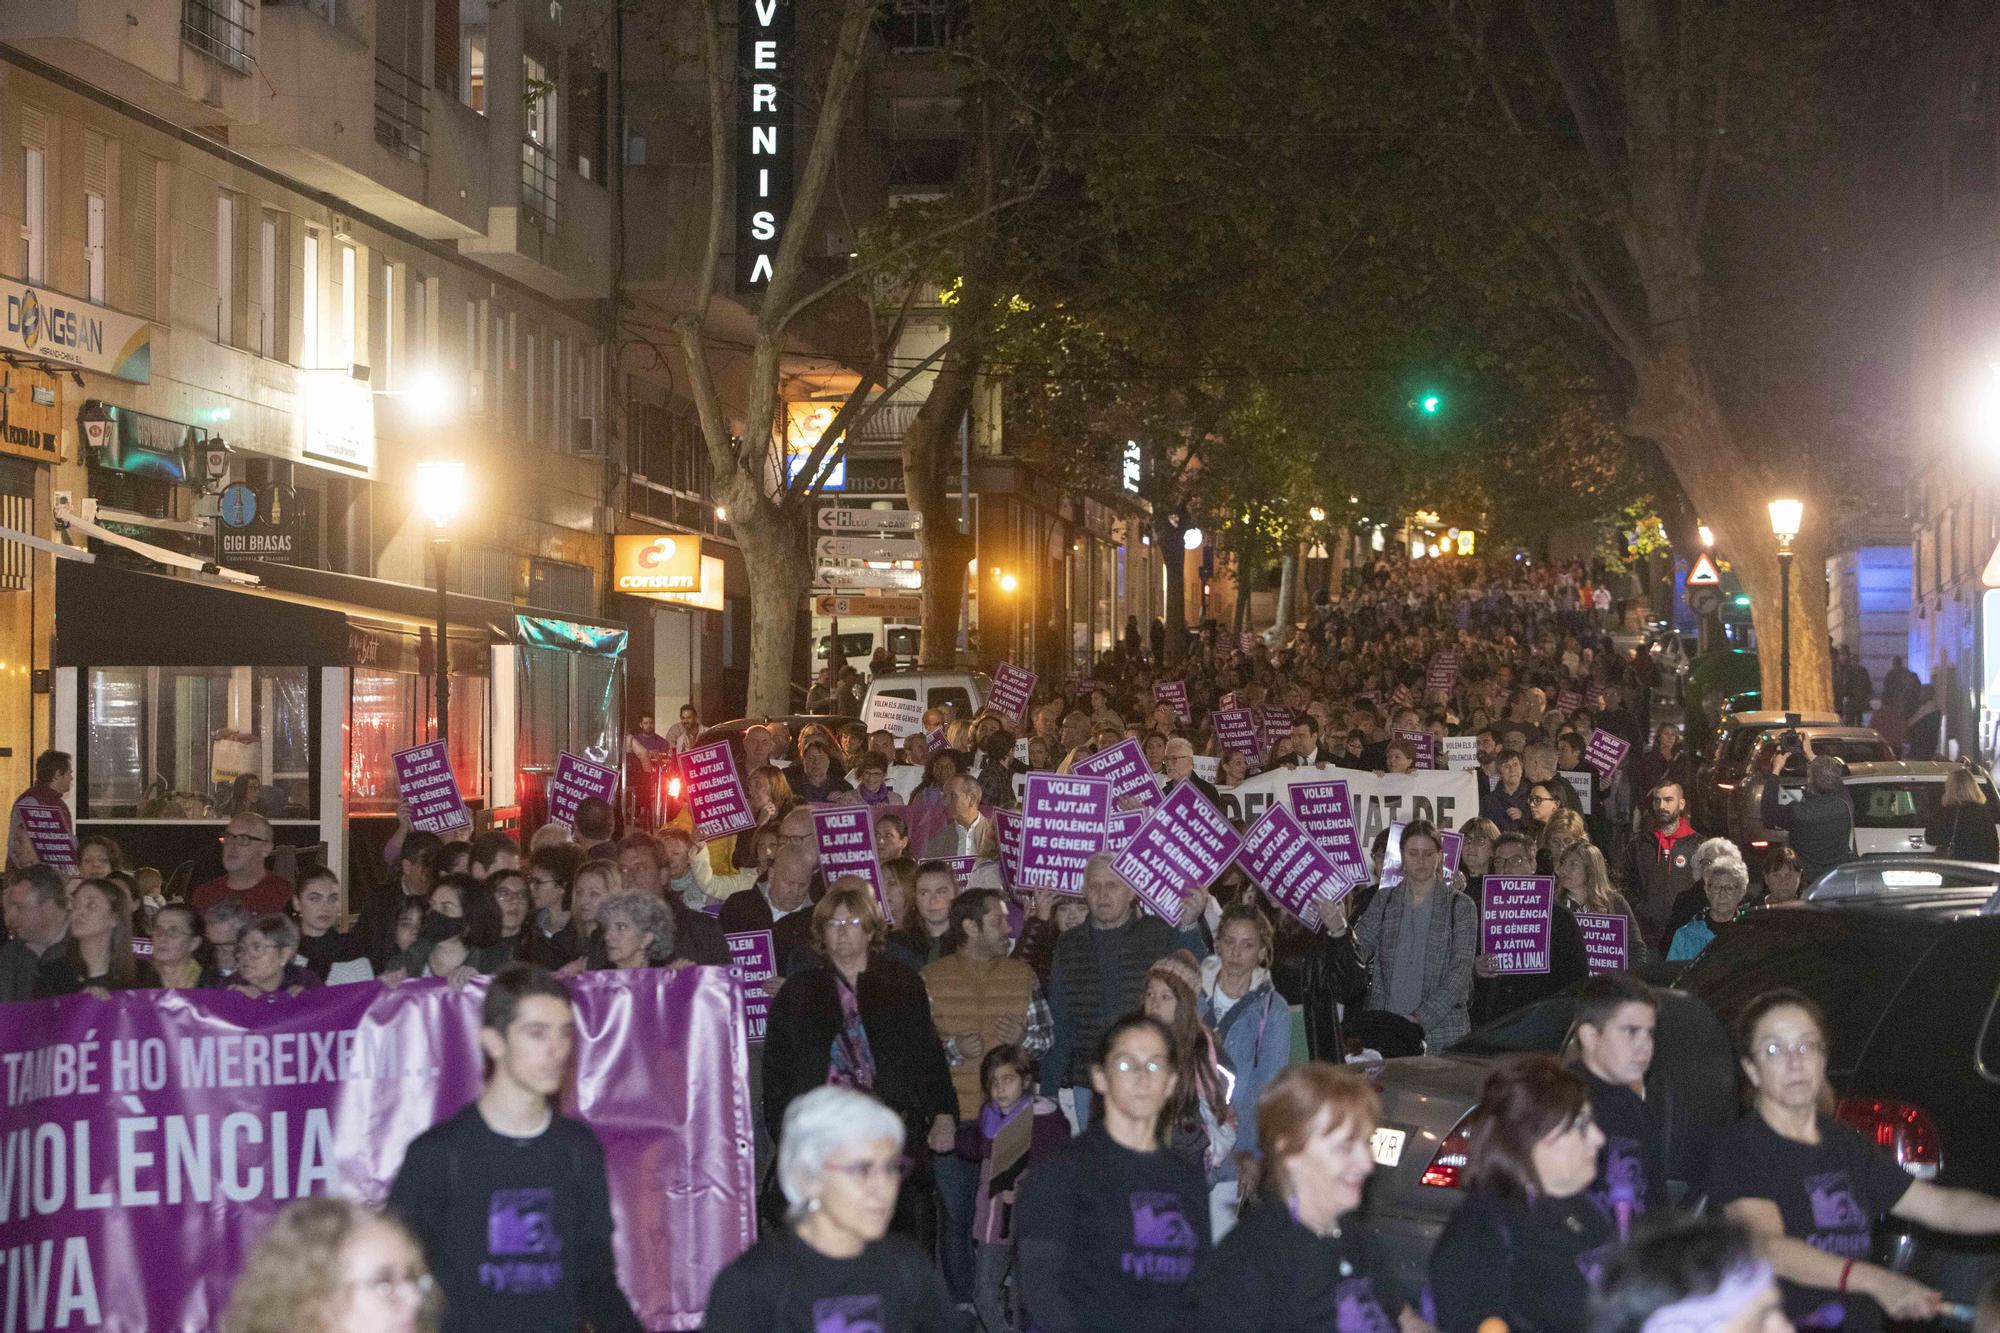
7,555,2000,1332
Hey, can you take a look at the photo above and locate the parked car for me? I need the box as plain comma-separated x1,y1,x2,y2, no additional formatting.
1347,875,2000,1307
1719,725,1898,852
858,669,992,738
697,714,853,765
1685,709,1835,834
1840,762,2000,857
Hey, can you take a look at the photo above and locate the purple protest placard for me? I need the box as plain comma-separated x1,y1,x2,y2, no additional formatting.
1439,828,1463,874
989,662,1037,724
1113,782,1242,924
1574,912,1630,975
1587,683,1607,711
726,930,776,1042
1108,808,1147,852
1291,778,1366,883
995,808,1024,888
1584,730,1632,782
1019,773,1113,895
1426,652,1460,693
391,739,472,834
1235,803,1354,931
548,750,621,828
1213,707,1261,757
1153,679,1191,724
1556,686,1583,714
683,739,756,841
1393,729,1438,770
1482,875,1556,975
1261,706,1294,752
1071,736,1161,809
0,971,756,1331
941,855,982,890
12,797,76,871
924,725,949,752
813,804,885,905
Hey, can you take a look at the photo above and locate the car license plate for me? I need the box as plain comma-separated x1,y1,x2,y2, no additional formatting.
1370,1127,1406,1167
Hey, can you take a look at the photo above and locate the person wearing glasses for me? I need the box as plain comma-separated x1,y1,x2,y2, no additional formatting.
192,811,294,916
761,877,958,1244
705,1085,953,1331
389,964,643,1333
1705,989,2000,1332
1427,1054,1616,1333
1015,1013,1211,1333
222,1196,440,1333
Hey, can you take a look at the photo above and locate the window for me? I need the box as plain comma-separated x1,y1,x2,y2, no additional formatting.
22,146,45,283
215,193,235,344
567,56,606,183
527,557,592,614
462,28,488,113
84,665,315,819
85,192,105,304
258,212,279,357
302,229,321,366
466,296,484,413
349,668,488,813
382,261,398,388
339,243,358,367
631,399,714,496
525,328,538,429
411,272,432,368
523,53,556,149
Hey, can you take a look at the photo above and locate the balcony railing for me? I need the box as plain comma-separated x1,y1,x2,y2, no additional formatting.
521,138,558,234
374,59,429,162
182,0,254,73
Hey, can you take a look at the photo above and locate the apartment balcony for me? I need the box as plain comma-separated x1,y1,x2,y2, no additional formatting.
0,0,259,127
230,0,487,240
458,135,611,301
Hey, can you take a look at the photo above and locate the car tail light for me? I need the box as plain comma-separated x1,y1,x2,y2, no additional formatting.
1420,1121,1472,1189
1836,1096,1942,1180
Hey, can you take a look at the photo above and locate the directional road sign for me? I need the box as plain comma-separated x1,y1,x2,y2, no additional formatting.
818,506,922,532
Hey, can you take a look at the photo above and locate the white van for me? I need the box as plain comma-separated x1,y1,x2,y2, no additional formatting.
859,670,992,738
812,620,921,677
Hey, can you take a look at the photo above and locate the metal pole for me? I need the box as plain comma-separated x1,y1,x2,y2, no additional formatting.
433,537,451,746
1778,549,1793,712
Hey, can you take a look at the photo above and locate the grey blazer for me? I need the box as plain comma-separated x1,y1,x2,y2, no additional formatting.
1355,881,1478,1049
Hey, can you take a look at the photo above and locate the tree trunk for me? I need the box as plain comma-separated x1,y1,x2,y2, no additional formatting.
902,348,980,668
1233,556,1252,634
1275,550,1299,639
730,495,813,718
1631,348,1833,714
1158,514,1188,667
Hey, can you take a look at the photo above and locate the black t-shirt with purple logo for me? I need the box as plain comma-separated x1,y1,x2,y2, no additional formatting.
1575,1066,1671,1233
1191,1195,1408,1333
703,1228,953,1333
1703,1113,1914,1331
1016,1122,1212,1333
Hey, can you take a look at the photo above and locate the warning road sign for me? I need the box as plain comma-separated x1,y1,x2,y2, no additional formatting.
1687,552,1721,587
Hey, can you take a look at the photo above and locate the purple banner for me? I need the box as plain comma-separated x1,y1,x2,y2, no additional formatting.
683,740,756,842
988,663,1037,725
1393,729,1438,770
995,809,1024,889
1260,706,1294,752
392,739,472,834
1235,804,1352,931
1019,774,1112,895
1070,737,1161,810
1583,730,1632,782
1426,652,1459,693
549,750,621,828
0,971,755,1330
726,930,776,1041
812,805,884,906
1113,783,1241,924
1482,875,1555,975
1153,680,1191,725
13,798,76,871
1213,707,1261,757
1574,912,1629,975
1290,778,1366,884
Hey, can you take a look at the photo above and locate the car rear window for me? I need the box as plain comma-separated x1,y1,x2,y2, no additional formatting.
886,627,920,658
1676,911,1941,1074
1850,781,1944,829
1808,736,1895,764
929,687,974,716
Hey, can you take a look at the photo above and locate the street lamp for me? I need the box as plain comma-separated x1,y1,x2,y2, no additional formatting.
415,460,468,746
1308,506,1326,523
1698,523,1715,549
1183,527,1204,550
1768,498,1803,711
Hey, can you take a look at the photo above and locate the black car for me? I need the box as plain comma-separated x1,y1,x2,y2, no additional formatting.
1350,877,2000,1306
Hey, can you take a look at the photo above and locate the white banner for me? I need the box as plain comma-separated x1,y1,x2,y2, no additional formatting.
1214,767,1480,847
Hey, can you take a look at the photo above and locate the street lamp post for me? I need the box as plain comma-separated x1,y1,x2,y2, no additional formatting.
415,461,468,746
1768,498,1803,712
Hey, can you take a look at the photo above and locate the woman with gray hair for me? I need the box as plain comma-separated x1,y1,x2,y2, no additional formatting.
1666,853,1750,962
591,892,678,971
704,1085,953,1331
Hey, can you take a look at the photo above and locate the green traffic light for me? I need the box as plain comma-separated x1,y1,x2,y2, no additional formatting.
1420,394,1441,415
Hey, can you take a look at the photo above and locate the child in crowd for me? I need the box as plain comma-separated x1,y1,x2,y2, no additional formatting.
957,1044,1068,1333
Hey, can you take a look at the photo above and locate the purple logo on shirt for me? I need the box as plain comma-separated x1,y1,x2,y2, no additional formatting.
1806,1172,1866,1230
812,1294,886,1333
1597,1137,1645,1214
487,1188,559,1256
1336,1279,1395,1333
1129,1192,1196,1252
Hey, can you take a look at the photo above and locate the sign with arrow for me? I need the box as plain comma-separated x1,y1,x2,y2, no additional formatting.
818,506,921,532
1687,552,1721,587
815,594,925,618
814,565,923,591
816,534,922,562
